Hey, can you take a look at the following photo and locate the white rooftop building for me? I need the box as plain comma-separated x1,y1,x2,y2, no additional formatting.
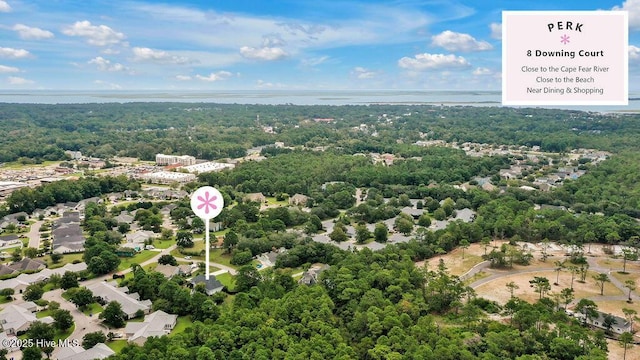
182,162,235,174
155,154,196,166
141,171,196,185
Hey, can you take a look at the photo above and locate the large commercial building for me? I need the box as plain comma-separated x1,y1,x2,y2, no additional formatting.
141,171,196,185
155,154,196,166
182,162,235,174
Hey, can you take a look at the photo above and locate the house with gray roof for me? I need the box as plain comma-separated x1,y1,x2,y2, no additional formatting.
299,264,330,286
87,282,152,319
0,302,54,335
57,343,115,360
190,275,224,295
124,310,177,346
115,211,135,224
9,257,46,272
52,223,85,254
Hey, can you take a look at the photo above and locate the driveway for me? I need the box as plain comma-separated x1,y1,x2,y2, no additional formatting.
26,220,44,249
42,289,108,359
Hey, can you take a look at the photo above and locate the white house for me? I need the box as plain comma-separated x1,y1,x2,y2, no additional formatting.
124,310,177,346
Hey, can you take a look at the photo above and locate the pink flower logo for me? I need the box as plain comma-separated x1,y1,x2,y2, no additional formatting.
190,186,224,220
197,191,217,214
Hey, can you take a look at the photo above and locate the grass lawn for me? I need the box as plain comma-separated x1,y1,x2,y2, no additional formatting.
169,316,192,337
611,271,640,291
41,253,84,268
107,340,128,353
82,302,103,316
170,241,206,259
213,229,230,236
216,272,236,291
265,197,288,206
210,248,235,267
37,309,53,318
0,160,60,170
152,239,174,249
54,324,75,342
0,296,12,304
117,251,159,271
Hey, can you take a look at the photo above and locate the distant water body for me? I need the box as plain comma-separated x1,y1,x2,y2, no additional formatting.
0,90,638,113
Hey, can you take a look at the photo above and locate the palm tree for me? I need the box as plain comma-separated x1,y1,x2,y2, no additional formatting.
622,308,637,332
529,276,551,299
619,332,633,360
593,273,610,296
560,287,574,310
553,260,564,285
625,279,636,302
506,281,519,298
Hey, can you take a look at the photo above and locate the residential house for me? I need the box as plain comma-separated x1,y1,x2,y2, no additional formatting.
115,211,135,224
8,257,46,272
52,223,86,254
0,264,18,276
298,264,330,286
153,264,181,278
76,197,102,212
0,263,87,295
244,192,266,204
572,311,633,335
0,234,21,249
0,332,20,352
190,274,224,295
0,302,54,335
257,247,287,268
124,310,178,346
87,282,152,319
126,230,156,245
400,206,424,219
289,194,310,206
57,343,115,360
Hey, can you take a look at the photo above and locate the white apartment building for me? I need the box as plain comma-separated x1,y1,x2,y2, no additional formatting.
155,154,196,166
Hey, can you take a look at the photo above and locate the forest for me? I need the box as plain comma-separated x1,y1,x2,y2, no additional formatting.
0,103,639,163
2,102,639,359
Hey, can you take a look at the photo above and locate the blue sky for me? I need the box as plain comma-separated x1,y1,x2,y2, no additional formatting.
0,0,638,90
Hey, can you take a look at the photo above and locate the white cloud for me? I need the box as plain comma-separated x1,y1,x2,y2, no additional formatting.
630,45,640,61
0,0,10,12
12,24,54,40
62,20,125,46
398,53,470,71
300,56,329,67
240,46,288,61
88,57,127,72
127,2,432,52
613,0,640,29
0,65,19,73
132,47,190,64
175,75,192,81
101,48,120,55
195,71,232,82
473,67,492,75
0,47,30,59
431,31,492,52
8,76,34,85
490,23,502,40
351,66,377,79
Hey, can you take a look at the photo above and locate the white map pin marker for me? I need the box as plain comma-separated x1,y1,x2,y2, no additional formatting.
190,186,224,280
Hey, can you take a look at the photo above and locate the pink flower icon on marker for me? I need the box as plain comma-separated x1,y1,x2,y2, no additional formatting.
190,186,224,220
560,34,570,45
197,191,217,214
